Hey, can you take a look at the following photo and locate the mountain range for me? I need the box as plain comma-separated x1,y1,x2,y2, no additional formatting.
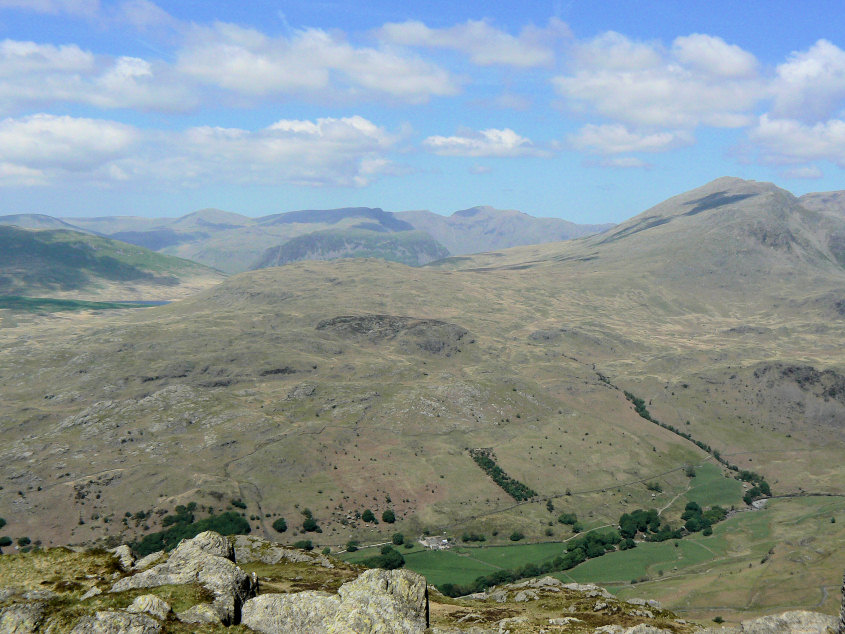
1,177,844,620
0,206,613,274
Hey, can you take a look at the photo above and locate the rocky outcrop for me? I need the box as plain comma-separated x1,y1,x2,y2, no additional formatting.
111,544,135,571
241,591,343,633
0,602,46,633
125,595,171,620
242,568,428,634
110,531,257,625
231,534,333,568
69,610,162,634
702,611,837,634
839,571,845,634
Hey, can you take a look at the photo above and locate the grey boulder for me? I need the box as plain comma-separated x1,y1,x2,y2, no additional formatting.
69,611,161,634
242,567,428,634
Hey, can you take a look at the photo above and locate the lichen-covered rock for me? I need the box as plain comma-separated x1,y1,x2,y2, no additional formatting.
334,567,427,633
0,602,46,633
0,588,19,603
562,582,614,599
242,568,427,634
133,551,165,571
111,545,135,571
487,589,508,603
702,610,837,634
497,615,529,633
175,603,223,625
69,610,162,634
513,590,538,602
110,531,257,625
231,534,333,568
241,591,341,634
170,530,234,561
126,595,171,620
594,625,672,634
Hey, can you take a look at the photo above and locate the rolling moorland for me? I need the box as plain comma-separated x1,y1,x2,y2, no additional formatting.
0,206,613,274
1,177,844,624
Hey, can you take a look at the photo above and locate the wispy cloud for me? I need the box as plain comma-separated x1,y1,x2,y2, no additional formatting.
378,18,570,67
424,128,550,157
176,22,459,103
569,124,693,154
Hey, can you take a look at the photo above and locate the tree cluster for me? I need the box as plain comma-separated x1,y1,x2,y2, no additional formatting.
468,449,537,501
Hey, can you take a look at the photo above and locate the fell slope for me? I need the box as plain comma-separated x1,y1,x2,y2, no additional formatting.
252,229,449,268
0,225,224,300
1,178,843,619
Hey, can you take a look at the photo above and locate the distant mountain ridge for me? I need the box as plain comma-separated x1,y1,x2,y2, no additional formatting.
0,205,613,273
396,206,613,255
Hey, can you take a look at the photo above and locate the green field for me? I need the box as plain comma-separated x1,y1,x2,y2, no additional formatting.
342,541,570,586
684,463,744,508
557,539,713,585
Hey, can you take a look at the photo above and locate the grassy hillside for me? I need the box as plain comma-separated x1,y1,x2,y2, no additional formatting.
0,178,843,620
0,225,224,300
253,229,449,268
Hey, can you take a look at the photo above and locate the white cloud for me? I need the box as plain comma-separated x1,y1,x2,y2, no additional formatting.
0,0,99,16
176,23,458,103
748,114,845,166
771,40,845,122
116,0,178,31
0,114,401,188
172,116,399,187
782,165,823,179
0,114,137,185
0,39,94,75
569,124,693,154
0,40,195,113
572,31,663,71
554,31,762,129
378,18,569,67
0,161,46,186
672,34,758,78
423,128,547,157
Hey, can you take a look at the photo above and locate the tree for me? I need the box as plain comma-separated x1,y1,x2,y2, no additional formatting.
557,512,577,525
382,509,396,524
272,518,287,533
363,546,405,570
346,540,359,552
392,532,404,545
684,465,696,478
0,536,11,547
0,518,5,529
361,509,376,523
293,540,313,551
302,517,321,532
509,531,524,541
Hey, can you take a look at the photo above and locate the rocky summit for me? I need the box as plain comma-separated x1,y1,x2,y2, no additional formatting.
0,531,838,633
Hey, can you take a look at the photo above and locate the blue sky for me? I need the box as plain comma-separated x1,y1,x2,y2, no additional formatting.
1,1,844,222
